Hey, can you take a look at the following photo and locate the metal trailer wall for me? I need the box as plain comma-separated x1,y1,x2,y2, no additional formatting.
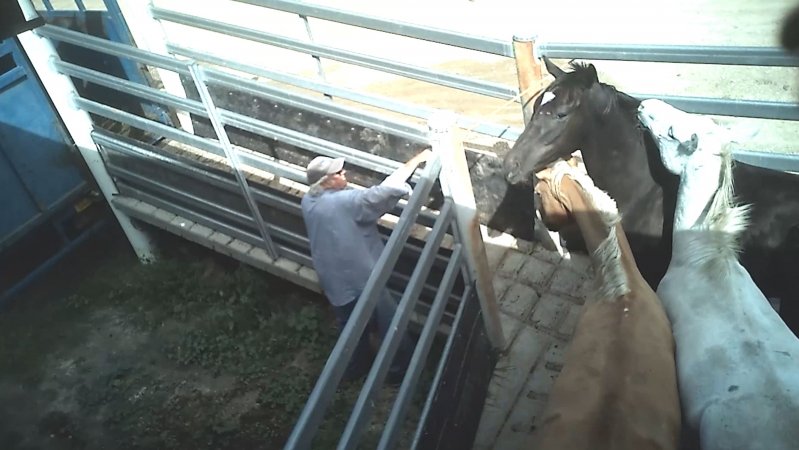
1,0,174,302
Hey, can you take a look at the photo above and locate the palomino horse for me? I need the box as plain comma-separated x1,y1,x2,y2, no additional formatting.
638,99,799,450
502,58,799,336
531,159,680,450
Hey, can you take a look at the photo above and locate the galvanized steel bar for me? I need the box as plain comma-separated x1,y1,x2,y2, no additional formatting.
432,111,504,350
75,0,86,11
380,242,464,450
152,7,517,101
537,42,799,67
278,246,314,269
189,64,280,259
35,24,189,73
41,0,54,11
116,182,316,271
54,60,205,115
203,68,430,144
76,97,220,153
108,165,259,230
231,0,512,56
630,93,799,121
113,173,309,251
170,42,435,118
411,284,473,449
77,97,310,182
170,44,523,141
94,130,307,216
298,14,329,86
284,154,441,450
219,108,407,176
732,149,799,172
57,59,403,181
115,182,265,249
339,198,453,449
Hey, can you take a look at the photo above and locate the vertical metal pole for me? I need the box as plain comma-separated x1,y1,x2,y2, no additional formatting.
16,0,157,262
512,34,543,124
431,110,505,350
114,0,195,134
188,64,279,259
299,14,333,101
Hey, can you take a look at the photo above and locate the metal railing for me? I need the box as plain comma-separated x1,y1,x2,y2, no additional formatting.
166,1,799,134
535,41,799,121
151,3,525,142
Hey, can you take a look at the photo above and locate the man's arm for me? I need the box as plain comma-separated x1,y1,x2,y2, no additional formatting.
380,148,432,190
353,148,433,223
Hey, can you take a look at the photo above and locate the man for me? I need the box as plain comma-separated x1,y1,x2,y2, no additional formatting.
301,148,432,383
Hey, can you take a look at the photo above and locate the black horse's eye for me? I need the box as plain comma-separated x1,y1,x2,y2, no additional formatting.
556,112,568,119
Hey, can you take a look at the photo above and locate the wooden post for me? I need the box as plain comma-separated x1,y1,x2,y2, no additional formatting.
512,34,543,124
431,111,505,350
16,0,157,261
512,34,565,255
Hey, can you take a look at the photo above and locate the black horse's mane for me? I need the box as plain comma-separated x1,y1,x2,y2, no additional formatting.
552,61,638,118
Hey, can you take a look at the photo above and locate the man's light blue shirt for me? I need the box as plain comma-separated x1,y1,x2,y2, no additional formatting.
301,180,411,306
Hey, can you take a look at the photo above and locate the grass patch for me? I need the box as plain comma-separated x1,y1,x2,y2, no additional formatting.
0,233,432,449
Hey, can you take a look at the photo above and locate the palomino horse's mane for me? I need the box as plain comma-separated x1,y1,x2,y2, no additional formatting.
684,142,751,276
549,161,631,300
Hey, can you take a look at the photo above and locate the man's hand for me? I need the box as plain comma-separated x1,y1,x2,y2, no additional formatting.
408,147,432,166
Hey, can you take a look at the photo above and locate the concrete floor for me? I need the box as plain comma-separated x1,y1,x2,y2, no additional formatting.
475,233,595,450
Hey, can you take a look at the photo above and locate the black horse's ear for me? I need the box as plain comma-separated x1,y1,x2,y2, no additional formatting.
577,63,599,87
782,6,799,52
543,56,566,78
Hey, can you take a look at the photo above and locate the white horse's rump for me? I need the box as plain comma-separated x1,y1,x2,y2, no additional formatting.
638,99,799,450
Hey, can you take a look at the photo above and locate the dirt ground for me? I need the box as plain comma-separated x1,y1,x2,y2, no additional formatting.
0,222,431,450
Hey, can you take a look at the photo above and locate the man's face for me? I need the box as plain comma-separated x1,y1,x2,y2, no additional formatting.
325,169,348,190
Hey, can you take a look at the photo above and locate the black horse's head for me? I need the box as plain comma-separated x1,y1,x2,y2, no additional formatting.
782,4,799,53
503,58,639,186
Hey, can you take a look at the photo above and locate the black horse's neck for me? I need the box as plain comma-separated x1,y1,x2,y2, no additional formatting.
579,89,657,207
578,86,679,249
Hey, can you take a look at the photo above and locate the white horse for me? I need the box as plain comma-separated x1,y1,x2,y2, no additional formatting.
638,99,799,450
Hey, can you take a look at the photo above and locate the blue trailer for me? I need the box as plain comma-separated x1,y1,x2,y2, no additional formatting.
0,4,171,303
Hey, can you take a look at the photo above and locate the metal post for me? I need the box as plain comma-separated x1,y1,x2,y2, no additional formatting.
298,15,331,91
431,110,505,350
188,64,280,259
16,0,157,262
512,34,543,124
114,0,195,133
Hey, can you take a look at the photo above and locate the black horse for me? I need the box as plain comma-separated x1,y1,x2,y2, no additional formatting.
504,58,679,289
503,58,799,336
